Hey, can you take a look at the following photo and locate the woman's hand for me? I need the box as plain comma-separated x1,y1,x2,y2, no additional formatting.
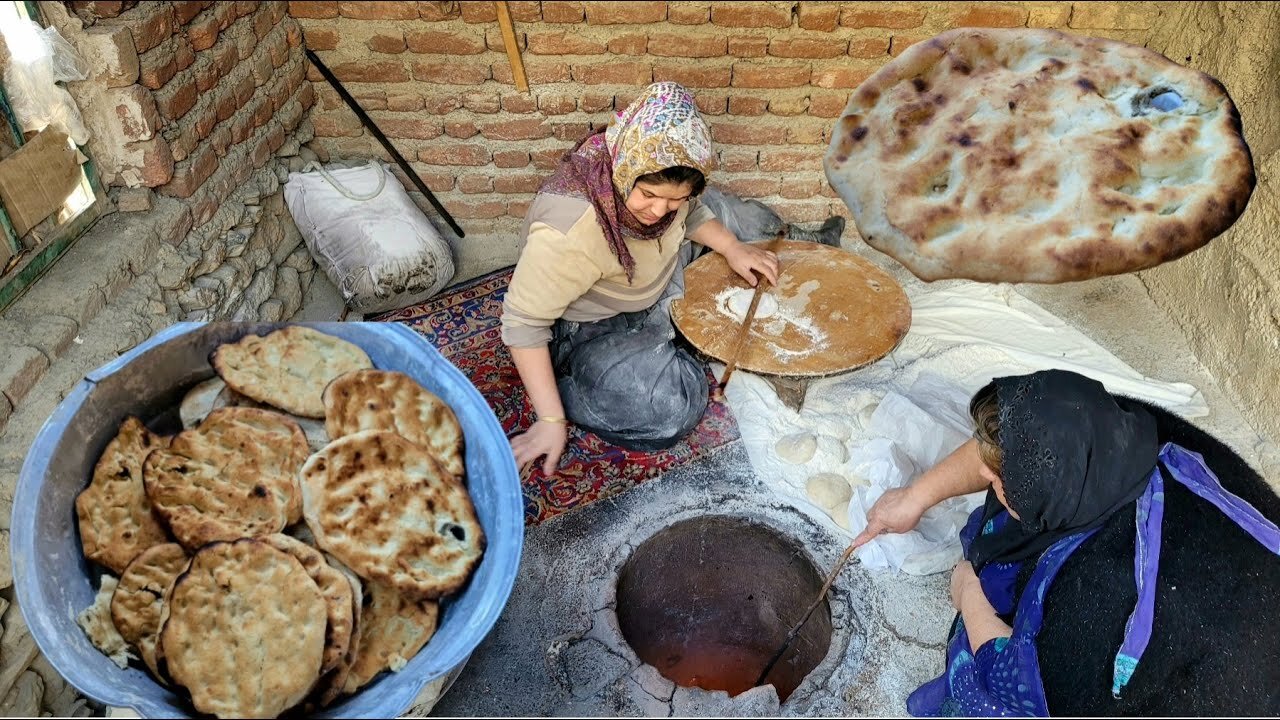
951,558,1013,652
510,420,568,476
723,240,780,287
950,560,982,610
850,485,932,550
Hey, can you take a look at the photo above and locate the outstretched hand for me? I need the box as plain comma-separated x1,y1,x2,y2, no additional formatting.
724,241,780,287
510,421,568,476
849,486,931,550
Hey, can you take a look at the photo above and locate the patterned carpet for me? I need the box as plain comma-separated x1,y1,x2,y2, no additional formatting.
371,267,740,525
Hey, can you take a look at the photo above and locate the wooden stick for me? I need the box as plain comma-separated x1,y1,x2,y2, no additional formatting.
494,1,529,93
753,538,859,688
718,271,767,389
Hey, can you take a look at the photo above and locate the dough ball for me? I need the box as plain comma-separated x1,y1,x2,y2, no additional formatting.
724,288,779,322
775,433,817,464
806,473,852,510
816,435,849,464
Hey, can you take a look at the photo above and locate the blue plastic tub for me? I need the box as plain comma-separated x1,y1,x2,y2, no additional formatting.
12,322,524,718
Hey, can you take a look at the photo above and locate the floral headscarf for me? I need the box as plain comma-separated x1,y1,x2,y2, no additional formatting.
538,82,714,282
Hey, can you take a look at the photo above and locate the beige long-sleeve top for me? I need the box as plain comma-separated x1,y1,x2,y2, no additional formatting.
500,193,717,348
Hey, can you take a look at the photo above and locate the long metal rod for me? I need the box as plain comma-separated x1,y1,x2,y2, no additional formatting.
304,48,465,238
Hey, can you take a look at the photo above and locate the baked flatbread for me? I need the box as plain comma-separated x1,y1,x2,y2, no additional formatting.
160,539,327,719
76,417,172,574
309,556,365,708
261,534,355,676
179,377,227,430
323,369,465,479
211,383,330,452
824,28,1255,283
110,543,190,681
212,326,373,418
76,575,134,670
341,580,438,695
300,430,485,600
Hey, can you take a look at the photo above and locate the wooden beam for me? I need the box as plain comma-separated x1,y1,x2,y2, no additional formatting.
494,1,529,93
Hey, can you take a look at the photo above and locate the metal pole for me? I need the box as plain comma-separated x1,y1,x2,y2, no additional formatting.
304,48,465,238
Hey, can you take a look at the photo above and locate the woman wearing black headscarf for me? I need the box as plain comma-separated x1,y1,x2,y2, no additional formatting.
853,369,1280,716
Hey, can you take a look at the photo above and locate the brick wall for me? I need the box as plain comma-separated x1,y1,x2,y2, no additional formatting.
293,0,1168,243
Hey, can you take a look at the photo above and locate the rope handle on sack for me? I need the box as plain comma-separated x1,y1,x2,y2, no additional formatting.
302,160,387,201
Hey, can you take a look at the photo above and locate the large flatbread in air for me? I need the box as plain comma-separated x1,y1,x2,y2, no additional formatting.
824,28,1255,284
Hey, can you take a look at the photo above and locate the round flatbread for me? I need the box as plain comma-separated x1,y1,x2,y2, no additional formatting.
212,326,373,418
160,539,327,719
323,369,465,479
261,534,355,676
179,377,227,430
110,543,190,681
309,556,365,708
341,580,439,695
76,416,172,574
300,430,485,600
824,28,1255,283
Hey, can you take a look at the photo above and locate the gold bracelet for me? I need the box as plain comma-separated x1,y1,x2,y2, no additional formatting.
537,415,568,425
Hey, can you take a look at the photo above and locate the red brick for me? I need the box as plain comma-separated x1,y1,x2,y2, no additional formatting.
114,85,161,141
459,1,497,22
479,117,551,141
808,92,848,117
502,94,538,113
527,31,606,55
542,1,584,23
711,2,791,28
552,121,592,141
733,62,810,88
449,198,507,218
770,95,809,116
312,112,363,137
214,39,239,76
268,31,291,67
710,121,787,145
769,37,847,59
722,176,780,198
531,148,566,169
539,94,578,114
266,121,286,153
411,171,454,193
285,17,303,46
889,34,929,57
759,148,824,172
584,1,666,24
253,6,277,39
367,32,406,54
210,124,233,157
829,200,853,219
485,26,525,52
188,3,233,51
162,144,219,198
68,1,135,20
413,61,490,85
418,144,491,166
508,199,533,217
494,150,530,168
327,61,407,83
338,1,417,19
406,29,486,54
302,26,337,50
572,61,652,85
786,121,826,144
132,136,176,187
949,4,1029,28
445,120,478,138
139,47,178,89
772,200,831,222
350,91,387,111
812,65,873,89
280,97,305,131
215,87,239,122
668,1,709,24
508,1,542,21
155,76,199,121
607,33,648,55
849,37,890,58
251,46,275,85
234,72,256,106
289,1,337,18
387,93,422,111
840,7,927,29
648,33,725,57
580,93,613,112
236,26,258,60
251,95,274,128
797,2,839,31
239,1,260,18
458,174,493,193
461,92,501,113
299,81,316,110
377,117,443,140
118,4,177,54
728,95,768,116
491,174,542,193
652,63,728,88
694,92,727,115
417,0,461,21
493,60,573,84
727,36,768,57
718,149,757,172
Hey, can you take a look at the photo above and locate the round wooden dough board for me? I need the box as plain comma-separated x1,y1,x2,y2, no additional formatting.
671,241,912,377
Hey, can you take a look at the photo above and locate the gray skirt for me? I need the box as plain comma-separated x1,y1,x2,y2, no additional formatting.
549,243,708,451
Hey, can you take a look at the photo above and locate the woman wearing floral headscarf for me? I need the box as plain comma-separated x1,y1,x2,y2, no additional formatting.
852,369,1280,716
501,82,779,473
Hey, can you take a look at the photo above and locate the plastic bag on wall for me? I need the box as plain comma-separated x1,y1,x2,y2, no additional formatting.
0,20,90,145
283,161,456,314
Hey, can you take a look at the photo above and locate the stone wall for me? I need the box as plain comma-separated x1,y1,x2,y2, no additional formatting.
293,0,1171,275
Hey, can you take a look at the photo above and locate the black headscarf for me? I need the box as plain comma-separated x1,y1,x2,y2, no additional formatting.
967,370,1160,573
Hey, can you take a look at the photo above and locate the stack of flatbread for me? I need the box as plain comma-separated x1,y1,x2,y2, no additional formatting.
73,326,485,719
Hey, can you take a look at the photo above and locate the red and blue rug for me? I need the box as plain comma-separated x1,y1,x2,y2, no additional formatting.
372,267,740,525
